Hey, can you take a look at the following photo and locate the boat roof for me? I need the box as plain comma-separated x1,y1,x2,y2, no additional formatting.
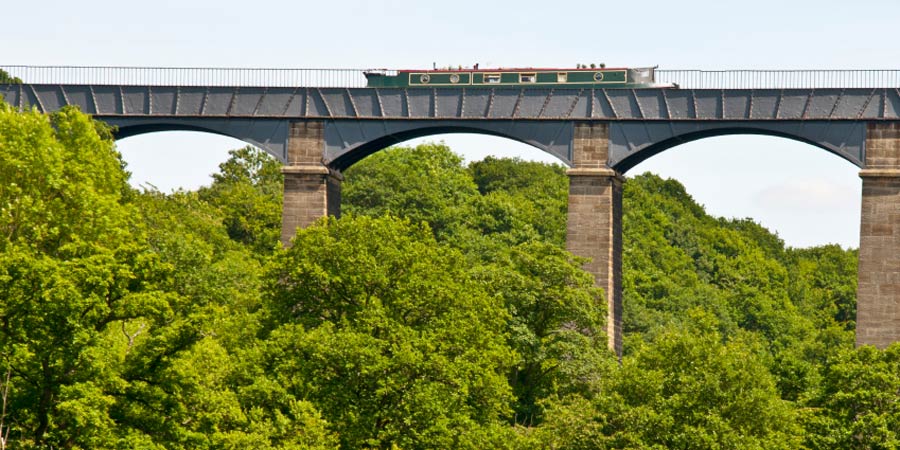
393,67,632,73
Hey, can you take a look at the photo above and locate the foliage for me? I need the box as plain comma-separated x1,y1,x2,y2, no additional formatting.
342,142,478,238
344,146,569,259
262,215,516,448
339,143,875,445
788,244,858,329
0,103,155,448
0,102,327,448
478,241,613,425
344,146,615,430
467,156,568,247
199,146,284,255
0,99,890,449
0,69,21,84
802,343,900,449
605,318,802,448
534,315,803,449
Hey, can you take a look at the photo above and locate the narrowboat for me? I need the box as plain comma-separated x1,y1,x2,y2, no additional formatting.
363,66,672,88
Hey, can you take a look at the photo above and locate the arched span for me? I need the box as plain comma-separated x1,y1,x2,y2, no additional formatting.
324,120,573,171
608,121,866,173
105,118,290,162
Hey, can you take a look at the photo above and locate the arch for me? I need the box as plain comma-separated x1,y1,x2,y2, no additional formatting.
323,120,574,171
608,121,866,173
115,122,233,140
629,133,862,248
105,118,291,163
116,129,262,192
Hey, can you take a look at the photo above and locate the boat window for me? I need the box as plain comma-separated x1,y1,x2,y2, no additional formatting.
520,73,537,83
557,72,568,83
484,73,501,83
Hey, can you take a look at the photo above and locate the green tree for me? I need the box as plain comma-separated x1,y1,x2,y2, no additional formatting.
788,244,858,329
0,69,21,84
343,149,614,429
802,344,900,449
0,99,877,448
0,103,169,448
476,241,613,426
342,142,479,238
199,146,284,255
468,156,568,246
621,173,862,401
261,215,517,449
0,102,303,449
535,313,802,449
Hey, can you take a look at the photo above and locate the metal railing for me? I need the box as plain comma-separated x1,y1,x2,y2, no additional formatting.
0,65,372,87
656,69,900,89
2,65,900,89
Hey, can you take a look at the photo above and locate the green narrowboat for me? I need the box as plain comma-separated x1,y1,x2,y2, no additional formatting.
363,66,672,88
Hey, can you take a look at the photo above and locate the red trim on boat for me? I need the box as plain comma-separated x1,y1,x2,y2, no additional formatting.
396,67,628,73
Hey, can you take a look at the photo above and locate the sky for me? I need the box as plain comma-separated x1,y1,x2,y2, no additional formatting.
4,0,899,248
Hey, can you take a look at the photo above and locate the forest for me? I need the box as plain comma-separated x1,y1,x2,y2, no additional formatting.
0,102,898,449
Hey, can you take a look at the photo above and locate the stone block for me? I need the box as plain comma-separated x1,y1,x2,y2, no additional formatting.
572,122,610,169
287,120,326,165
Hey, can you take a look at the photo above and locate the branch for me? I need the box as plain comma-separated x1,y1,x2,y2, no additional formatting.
122,321,147,354
0,366,11,450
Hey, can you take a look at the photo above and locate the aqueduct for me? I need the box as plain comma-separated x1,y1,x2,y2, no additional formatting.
3,67,900,353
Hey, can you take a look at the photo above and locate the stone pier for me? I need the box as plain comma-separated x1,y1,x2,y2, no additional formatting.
280,120,341,246
857,123,900,348
566,122,624,355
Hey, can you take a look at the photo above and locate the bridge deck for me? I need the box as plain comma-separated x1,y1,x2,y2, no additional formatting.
3,85,900,121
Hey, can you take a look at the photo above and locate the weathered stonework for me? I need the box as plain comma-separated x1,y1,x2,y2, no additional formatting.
566,122,624,355
280,120,341,246
857,123,900,348
572,120,610,169
287,121,326,165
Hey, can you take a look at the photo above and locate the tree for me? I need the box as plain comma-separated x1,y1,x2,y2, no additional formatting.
475,241,613,426
108,189,269,448
342,142,479,238
788,244,858,329
466,156,569,248
343,149,614,429
0,69,20,84
199,146,284,255
261,215,517,448
0,103,169,447
0,99,877,446
535,313,803,449
802,344,900,449
0,102,285,449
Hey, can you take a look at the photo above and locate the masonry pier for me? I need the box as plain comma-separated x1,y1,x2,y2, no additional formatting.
280,121,341,246
565,123,624,354
857,123,900,348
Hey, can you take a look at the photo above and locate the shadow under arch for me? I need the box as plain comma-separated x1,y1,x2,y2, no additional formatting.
324,120,573,171
108,118,290,162
609,121,866,174
115,123,232,140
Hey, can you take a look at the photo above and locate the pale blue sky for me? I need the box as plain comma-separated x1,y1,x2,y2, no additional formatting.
5,0,897,248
